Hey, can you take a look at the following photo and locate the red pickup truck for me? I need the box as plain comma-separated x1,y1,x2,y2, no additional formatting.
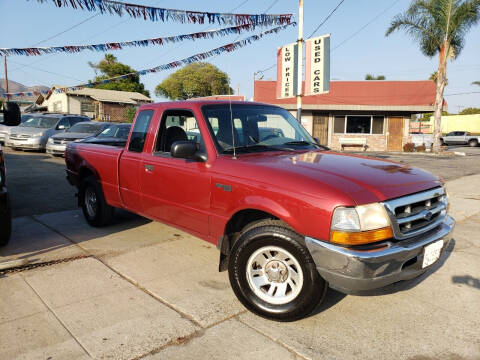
66,101,454,321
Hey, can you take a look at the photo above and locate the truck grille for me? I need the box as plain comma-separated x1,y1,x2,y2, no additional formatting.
382,187,447,240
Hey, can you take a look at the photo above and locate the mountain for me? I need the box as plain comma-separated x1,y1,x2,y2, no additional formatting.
0,79,49,95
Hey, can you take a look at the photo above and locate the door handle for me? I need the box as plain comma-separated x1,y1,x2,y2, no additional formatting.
144,164,154,172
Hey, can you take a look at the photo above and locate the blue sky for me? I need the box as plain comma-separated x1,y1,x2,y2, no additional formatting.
1,0,479,112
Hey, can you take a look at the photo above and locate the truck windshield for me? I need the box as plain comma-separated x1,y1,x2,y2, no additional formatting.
202,104,320,154
20,116,59,129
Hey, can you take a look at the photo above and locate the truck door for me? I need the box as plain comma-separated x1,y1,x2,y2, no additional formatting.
140,109,211,237
119,109,154,214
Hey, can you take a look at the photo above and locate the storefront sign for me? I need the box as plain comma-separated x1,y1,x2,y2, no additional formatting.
276,43,298,99
305,34,330,95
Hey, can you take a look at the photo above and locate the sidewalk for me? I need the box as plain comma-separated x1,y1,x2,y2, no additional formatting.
1,175,479,359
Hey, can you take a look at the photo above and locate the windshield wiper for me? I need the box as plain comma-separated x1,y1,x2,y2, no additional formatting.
222,144,291,154
283,140,330,150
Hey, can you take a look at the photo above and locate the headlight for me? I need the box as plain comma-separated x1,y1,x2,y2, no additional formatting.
330,203,393,245
74,139,83,142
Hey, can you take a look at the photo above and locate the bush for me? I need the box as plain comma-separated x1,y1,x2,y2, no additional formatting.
416,144,426,152
403,143,415,152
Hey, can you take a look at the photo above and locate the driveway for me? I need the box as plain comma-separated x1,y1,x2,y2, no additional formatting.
1,149,480,359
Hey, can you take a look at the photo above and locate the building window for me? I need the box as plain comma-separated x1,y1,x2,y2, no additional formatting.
53,102,62,112
334,116,345,133
334,115,385,135
81,101,94,114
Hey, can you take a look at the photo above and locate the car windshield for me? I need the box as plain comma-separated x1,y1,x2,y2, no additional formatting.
68,123,102,134
97,124,131,139
21,114,34,123
20,116,59,128
202,104,320,154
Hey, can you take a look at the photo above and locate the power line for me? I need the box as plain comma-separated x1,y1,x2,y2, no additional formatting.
444,91,480,96
31,14,99,46
332,0,402,51
9,60,84,82
263,0,280,13
307,0,345,38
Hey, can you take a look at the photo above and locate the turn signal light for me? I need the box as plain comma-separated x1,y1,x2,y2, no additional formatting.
330,227,393,245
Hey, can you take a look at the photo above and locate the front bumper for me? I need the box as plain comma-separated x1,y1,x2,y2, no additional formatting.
305,216,455,294
9,137,45,150
46,142,67,155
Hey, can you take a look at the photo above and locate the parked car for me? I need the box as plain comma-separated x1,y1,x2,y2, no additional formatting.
80,123,131,147
46,121,111,156
0,113,33,145
8,114,90,151
0,102,21,246
65,101,454,321
440,131,480,146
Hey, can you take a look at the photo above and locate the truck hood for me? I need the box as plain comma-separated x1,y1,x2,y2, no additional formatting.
236,150,442,204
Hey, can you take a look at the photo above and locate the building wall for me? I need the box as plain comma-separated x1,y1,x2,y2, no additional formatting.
426,114,480,134
101,102,130,122
44,92,69,113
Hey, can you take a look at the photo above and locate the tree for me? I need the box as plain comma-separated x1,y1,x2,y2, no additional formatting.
365,74,386,80
459,107,480,114
473,81,480,86
429,71,448,85
386,0,480,152
155,62,233,100
89,54,149,97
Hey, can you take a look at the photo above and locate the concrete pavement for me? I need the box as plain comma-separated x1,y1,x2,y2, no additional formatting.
1,175,479,359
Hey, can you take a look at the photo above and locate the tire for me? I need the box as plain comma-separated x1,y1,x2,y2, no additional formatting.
469,139,478,147
0,195,12,247
228,220,327,321
80,176,114,227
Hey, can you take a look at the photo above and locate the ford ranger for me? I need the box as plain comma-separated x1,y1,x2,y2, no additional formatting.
65,101,454,321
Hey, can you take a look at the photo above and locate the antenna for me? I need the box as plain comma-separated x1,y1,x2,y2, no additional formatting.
228,87,236,159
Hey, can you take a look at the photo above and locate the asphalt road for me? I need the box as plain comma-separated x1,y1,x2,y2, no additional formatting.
3,145,480,217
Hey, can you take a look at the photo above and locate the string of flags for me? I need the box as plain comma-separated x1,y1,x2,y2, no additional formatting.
0,23,266,57
1,23,295,98
31,0,293,26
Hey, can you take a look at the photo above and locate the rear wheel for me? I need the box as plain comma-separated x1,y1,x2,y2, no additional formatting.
80,176,114,227
469,139,478,147
228,220,327,321
0,195,12,247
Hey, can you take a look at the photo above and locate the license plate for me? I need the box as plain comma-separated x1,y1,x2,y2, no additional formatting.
422,240,444,268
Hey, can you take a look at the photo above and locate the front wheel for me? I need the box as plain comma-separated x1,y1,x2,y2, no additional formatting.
80,176,114,227
228,220,327,321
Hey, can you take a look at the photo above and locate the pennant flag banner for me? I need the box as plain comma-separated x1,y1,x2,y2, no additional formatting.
2,23,295,98
1,23,266,57
31,0,293,26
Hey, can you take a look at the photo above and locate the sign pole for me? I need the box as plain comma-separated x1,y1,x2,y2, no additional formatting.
296,0,304,122
4,56,9,102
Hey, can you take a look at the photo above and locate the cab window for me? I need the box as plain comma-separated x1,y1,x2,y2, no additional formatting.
154,110,204,153
128,110,153,153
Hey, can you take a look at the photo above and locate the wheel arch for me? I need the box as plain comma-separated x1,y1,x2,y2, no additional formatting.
218,205,300,272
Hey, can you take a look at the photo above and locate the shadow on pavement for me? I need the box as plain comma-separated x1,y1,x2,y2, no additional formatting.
452,274,480,290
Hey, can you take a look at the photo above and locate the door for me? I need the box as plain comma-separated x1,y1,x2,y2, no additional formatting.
141,109,211,236
387,117,404,151
119,109,154,213
312,113,329,146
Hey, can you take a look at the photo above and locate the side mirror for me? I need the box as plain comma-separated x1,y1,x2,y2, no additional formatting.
314,137,321,145
1,102,21,126
171,140,206,161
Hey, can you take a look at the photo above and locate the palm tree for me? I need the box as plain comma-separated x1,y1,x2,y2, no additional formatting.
386,0,480,152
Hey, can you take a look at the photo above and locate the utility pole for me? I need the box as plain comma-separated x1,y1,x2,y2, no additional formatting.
296,0,304,122
3,56,9,102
